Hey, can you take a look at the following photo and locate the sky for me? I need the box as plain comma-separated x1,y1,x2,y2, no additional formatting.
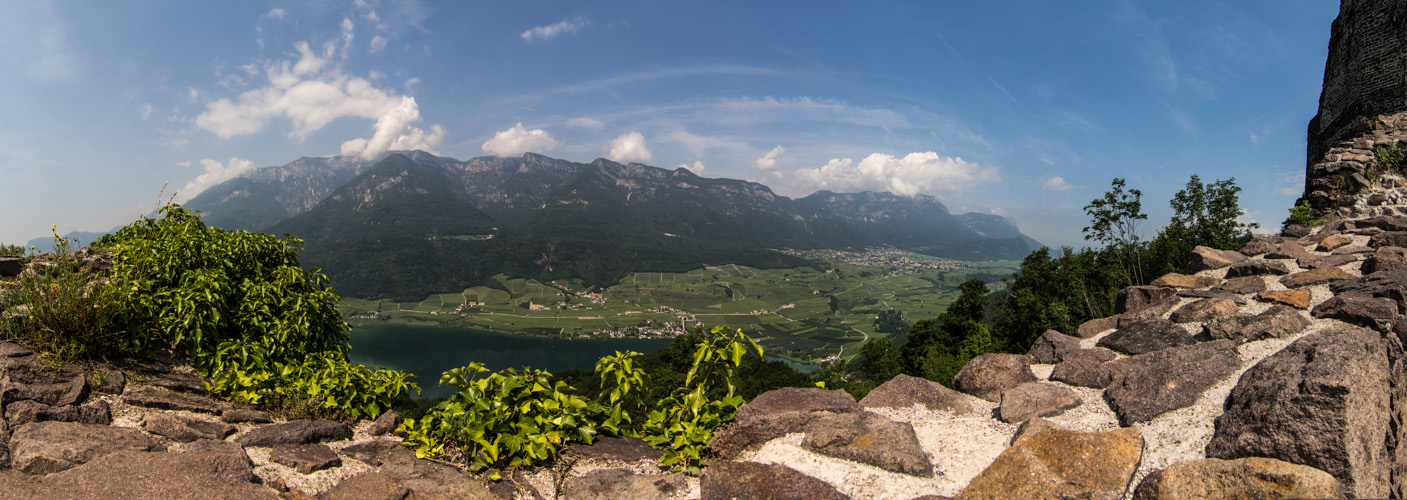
0,1,1341,249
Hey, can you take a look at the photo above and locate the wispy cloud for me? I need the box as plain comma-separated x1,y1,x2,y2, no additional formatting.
521,17,589,42
503,65,789,102
791,152,1000,197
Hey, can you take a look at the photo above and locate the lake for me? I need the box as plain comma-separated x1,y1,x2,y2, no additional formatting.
348,324,675,398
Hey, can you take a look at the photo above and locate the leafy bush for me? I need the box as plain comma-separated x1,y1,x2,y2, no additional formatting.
1376,144,1405,172
0,243,23,257
0,228,126,362
1283,200,1327,228
641,325,759,474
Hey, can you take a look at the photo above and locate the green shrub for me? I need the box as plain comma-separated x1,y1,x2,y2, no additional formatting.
1376,144,1405,172
0,228,125,362
1283,200,1327,228
640,325,760,474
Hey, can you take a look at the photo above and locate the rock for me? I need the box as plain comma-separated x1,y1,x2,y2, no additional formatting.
1,361,88,407
1364,246,1407,274
1101,340,1241,425
220,409,272,424
1024,330,1081,364
319,471,410,500
562,468,687,500
1167,298,1238,323
1205,328,1391,498
1281,224,1311,238
1371,231,1407,248
1305,253,1360,269
1318,234,1354,251
1150,273,1218,289
734,387,859,426
955,422,1142,500
368,410,401,437
1115,286,1178,315
1360,215,1407,232
951,354,1037,402
1077,316,1118,338
1114,297,1179,327
142,412,236,443
0,258,20,278
1188,246,1247,272
8,421,163,475
5,400,109,427
1331,268,1407,310
1215,276,1267,294
1332,244,1373,255
564,436,659,463
0,449,275,500
1173,289,1247,304
234,420,352,448
1311,295,1399,331
858,374,973,414
88,370,124,395
1254,289,1312,309
1280,267,1356,288
801,411,932,476
122,385,223,414
1050,349,1119,389
1240,235,1283,255
1266,241,1315,265
139,372,207,394
1203,305,1311,342
998,382,1081,423
1096,318,1196,356
270,444,341,474
700,461,848,500
1225,259,1292,278
0,343,34,359
1131,457,1342,500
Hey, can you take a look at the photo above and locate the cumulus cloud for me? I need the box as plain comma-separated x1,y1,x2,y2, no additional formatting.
608,132,652,163
791,152,1000,197
521,17,588,42
195,38,445,159
176,157,256,203
370,35,387,53
1041,176,1073,191
754,145,784,170
677,161,706,175
481,123,560,157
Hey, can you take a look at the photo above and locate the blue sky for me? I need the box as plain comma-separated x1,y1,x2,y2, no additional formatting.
0,1,1339,249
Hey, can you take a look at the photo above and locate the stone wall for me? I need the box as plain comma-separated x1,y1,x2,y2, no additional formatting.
1308,0,1407,162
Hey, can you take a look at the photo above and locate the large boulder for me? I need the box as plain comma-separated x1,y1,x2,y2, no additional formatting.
1102,340,1241,425
1167,298,1238,323
951,354,1037,402
1187,246,1246,272
1331,268,1407,311
700,461,847,500
1240,235,1283,255
1363,246,1407,274
998,382,1081,423
1024,330,1081,364
269,444,341,474
800,411,932,477
1311,295,1399,332
233,420,352,447
1115,286,1178,315
8,421,164,475
1096,318,1196,356
956,421,1143,500
1050,349,1118,389
858,374,973,414
1205,328,1391,498
1215,276,1267,294
1203,305,1311,343
1225,259,1293,278
142,412,236,443
1280,267,1356,288
712,388,859,459
1,361,88,407
1131,457,1342,500
5,400,109,427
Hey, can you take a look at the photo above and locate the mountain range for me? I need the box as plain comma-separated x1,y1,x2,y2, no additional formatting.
184,150,1042,300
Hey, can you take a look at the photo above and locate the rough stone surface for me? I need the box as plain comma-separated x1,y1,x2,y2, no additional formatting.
8,421,163,475
1215,276,1267,294
1173,289,1246,304
234,420,352,447
1024,330,1081,364
1372,231,1407,249
1280,267,1356,288
1225,259,1293,278
1096,318,1196,356
1311,295,1400,331
142,412,236,443
1331,268,1407,311
1102,340,1242,425
1150,273,1218,289
858,374,973,414
5,400,109,427
367,410,401,437
564,436,659,463
562,468,686,500
1167,298,1238,323
122,385,222,414
270,444,341,474
951,353,1037,402
0,449,274,500
734,387,859,426
1206,328,1391,499
1364,246,1407,274
955,422,1143,500
1187,246,1246,272
997,382,1081,423
1115,286,1178,315
1240,235,1283,255
1131,457,1343,500
1203,305,1311,342
1,361,88,407
700,461,848,500
1050,349,1118,389
1266,241,1315,265
1318,233,1354,251
1306,253,1360,269
1254,289,1312,309
220,409,272,424
800,411,933,477
1077,316,1118,339
318,471,410,500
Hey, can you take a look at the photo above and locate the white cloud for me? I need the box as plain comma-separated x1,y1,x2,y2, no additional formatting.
791,152,1000,197
520,17,588,42
195,36,445,159
139,103,154,120
370,35,387,53
608,132,652,163
1041,176,1073,191
175,160,191,168
176,157,256,203
566,117,604,129
264,8,285,20
754,145,784,170
678,161,706,175
481,123,560,157
340,18,355,56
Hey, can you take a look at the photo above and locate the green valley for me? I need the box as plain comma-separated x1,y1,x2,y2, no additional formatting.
340,248,1019,365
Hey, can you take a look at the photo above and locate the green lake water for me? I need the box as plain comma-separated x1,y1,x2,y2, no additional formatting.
348,324,675,398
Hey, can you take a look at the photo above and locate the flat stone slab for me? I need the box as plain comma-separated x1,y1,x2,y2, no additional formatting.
1096,318,1196,356
1102,340,1241,425
952,353,1037,402
563,468,688,500
269,444,341,474
2,361,88,407
220,409,272,424
957,422,1142,500
0,449,274,500
1204,305,1310,343
1280,267,1356,288
1215,276,1267,294
142,412,236,443
9,421,164,475
859,374,974,414
998,382,1081,423
234,419,352,447
734,387,858,426
122,385,223,414
801,411,932,477
1132,457,1342,500
700,461,847,500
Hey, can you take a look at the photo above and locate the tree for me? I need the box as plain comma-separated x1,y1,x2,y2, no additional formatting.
900,279,993,385
859,338,902,382
1083,178,1148,286
1150,175,1257,275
